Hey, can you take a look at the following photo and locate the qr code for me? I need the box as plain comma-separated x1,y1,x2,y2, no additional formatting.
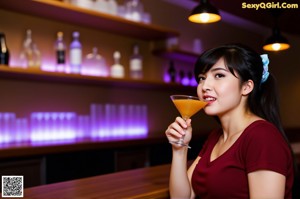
1,176,24,198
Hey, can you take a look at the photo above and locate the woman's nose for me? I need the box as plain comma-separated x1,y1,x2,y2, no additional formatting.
201,78,212,91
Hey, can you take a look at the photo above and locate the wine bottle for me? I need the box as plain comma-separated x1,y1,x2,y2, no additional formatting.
129,44,143,79
0,32,10,65
168,60,176,83
55,31,66,72
69,31,82,74
110,51,124,78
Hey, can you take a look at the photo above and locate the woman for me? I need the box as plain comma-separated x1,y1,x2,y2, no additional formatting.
165,44,294,199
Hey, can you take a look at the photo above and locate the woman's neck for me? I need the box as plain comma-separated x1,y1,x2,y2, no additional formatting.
219,110,260,142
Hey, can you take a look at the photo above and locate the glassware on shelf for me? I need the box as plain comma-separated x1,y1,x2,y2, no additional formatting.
69,31,82,74
31,43,42,69
124,0,144,22
110,51,124,78
82,47,108,77
54,31,66,72
129,44,143,79
180,70,190,86
107,0,118,16
167,60,176,83
20,29,34,68
94,0,109,14
70,0,94,9
0,32,10,65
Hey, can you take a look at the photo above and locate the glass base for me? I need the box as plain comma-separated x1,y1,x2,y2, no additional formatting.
169,140,191,149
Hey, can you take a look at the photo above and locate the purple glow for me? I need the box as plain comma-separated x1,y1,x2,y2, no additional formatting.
90,104,148,139
181,76,190,86
0,103,148,143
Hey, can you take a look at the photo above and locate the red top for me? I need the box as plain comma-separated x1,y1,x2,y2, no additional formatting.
191,120,294,199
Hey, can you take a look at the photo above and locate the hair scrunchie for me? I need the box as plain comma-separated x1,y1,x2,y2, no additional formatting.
260,54,270,84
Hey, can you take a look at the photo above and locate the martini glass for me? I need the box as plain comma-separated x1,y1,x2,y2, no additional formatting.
170,95,207,148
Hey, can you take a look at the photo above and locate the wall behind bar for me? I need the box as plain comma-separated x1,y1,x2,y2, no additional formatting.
0,0,299,140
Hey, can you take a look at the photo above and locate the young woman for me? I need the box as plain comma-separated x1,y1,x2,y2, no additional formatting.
165,44,294,199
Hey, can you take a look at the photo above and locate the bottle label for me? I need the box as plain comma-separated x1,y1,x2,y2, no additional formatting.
56,50,65,64
70,48,82,65
111,65,124,78
130,59,142,71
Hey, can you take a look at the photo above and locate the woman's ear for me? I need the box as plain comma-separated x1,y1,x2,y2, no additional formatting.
242,80,254,96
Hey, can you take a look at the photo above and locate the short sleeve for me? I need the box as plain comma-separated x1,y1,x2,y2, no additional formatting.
242,122,292,176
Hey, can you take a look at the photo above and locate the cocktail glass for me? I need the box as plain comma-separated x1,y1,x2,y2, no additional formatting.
170,95,207,148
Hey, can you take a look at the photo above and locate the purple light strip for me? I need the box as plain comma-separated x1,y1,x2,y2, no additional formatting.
0,104,148,143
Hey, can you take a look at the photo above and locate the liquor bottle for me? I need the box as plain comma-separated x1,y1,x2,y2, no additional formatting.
55,31,66,72
110,51,124,78
129,44,143,79
31,43,41,69
180,70,190,86
0,32,9,65
20,29,34,68
69,31,82,74
83,47,108,77
167,60,176,83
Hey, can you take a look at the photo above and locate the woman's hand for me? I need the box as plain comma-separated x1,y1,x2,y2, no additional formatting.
165,117,192,149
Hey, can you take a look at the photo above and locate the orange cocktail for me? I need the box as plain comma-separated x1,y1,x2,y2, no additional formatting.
172,98,207,120
170,95,207,148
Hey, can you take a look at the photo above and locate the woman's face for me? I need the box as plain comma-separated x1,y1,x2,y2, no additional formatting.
197,58,246,117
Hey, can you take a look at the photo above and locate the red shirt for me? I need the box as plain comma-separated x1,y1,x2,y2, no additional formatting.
191,120,294,199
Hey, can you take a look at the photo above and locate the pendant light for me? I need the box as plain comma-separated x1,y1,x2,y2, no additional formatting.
263,10,290,51
263,26,290,51
188,0,221,24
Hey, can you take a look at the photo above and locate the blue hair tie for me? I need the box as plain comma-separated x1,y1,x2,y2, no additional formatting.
260,54,269,84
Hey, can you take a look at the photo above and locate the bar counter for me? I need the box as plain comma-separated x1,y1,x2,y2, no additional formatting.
23,163,170,199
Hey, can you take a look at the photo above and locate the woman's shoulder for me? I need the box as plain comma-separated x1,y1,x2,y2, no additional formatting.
244,120,280,136
242,120,289,149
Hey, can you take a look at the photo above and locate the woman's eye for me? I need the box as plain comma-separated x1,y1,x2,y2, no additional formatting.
198,76,205,82
215,74,225,78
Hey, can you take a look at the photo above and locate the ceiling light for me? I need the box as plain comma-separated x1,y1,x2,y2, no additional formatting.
263,27,290,51
188,0,221,24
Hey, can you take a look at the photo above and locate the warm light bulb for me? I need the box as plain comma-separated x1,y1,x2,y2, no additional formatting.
272,43,281,51
199,13,210,23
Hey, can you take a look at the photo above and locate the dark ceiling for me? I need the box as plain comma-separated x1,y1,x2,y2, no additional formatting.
199,0,300,36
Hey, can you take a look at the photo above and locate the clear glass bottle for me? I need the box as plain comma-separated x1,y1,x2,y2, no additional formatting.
55,31,66,72
32,43,41,69
125,0,144,22
83,47,108,77
110,51,124,78
0,32,9,65
129,44,143,79
20,29,34,68
69,31,82,74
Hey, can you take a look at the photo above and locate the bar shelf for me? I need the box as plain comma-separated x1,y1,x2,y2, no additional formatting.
0,0,179,41
0,65,195,91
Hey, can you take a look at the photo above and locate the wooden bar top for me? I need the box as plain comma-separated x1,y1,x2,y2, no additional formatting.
23,164,170,199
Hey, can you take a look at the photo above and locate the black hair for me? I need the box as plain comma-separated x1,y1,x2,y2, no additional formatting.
194,43,289,144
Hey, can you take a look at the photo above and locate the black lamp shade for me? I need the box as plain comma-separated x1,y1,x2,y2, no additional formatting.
188,0,221,23
263,27,290,51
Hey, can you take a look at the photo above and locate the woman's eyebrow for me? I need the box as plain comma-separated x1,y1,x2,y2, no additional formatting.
210,67,229,72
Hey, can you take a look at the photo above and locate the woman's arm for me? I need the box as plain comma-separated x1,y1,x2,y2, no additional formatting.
166,117,194,198
187,156,201,199
248,170,286,199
